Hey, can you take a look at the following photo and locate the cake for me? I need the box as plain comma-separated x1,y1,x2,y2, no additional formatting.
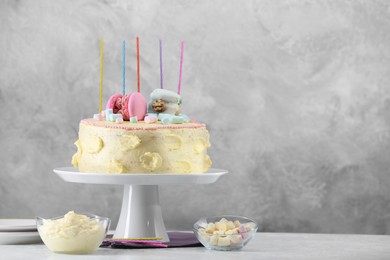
71,89,212,174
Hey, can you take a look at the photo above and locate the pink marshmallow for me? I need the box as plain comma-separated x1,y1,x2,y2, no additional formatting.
237,225,246,233
93,114,103,120
237,225,249,240
241,232,249,240
144,115,158,124
116,118,124,124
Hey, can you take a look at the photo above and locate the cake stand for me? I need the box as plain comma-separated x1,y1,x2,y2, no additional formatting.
53,167,228,242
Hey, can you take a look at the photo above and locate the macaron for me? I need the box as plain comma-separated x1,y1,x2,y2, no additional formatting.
121,94,131,120
128,92,147,120
106,93,123,110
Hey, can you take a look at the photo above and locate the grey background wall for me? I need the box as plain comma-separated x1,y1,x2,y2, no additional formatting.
1,0,390,234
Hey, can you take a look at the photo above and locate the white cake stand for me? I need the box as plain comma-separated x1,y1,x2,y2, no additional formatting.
53,167,227,242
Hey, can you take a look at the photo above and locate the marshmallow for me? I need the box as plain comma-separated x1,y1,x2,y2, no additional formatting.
160,114,185,124
210,235,219,246
179,114,190,123
206,223,216,234
228,234,242,244
116,118,124,124
93,114,102,120
130,116,138,123
144,115,158,124
108,113,123,122
226,221,236,230
245,223,254,231
237,225,246,234
217,237,231,247
225,229,238,235
161,117,171,125
213,230,225,235
158,113,172,121
215,222,227,232
219,218,229,223
171,116,184,124
105,109,113,121
241,232,249,240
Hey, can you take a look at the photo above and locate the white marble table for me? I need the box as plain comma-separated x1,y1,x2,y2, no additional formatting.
1,232,390,260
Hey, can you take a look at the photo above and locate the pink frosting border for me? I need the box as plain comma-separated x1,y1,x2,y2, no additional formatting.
81,118,206,131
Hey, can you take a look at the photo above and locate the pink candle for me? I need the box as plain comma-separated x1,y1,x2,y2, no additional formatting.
177,41,184,94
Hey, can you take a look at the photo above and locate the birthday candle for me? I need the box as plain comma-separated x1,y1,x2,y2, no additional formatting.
136,37,140,93
159,39,163,89
178,41,184,95
122,40,126,95
99,38,104,113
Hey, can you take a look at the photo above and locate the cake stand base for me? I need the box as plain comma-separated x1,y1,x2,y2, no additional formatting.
115,185,168,242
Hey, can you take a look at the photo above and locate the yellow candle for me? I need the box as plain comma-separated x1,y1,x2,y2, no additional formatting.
99,38,104,113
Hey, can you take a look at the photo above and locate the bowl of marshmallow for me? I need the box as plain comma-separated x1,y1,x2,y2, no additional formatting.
193,215,258,251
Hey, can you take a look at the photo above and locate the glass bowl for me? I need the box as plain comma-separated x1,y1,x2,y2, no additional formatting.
36,212,110,254
193,215,258,251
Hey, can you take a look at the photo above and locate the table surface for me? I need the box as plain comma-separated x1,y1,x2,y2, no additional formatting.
1,232,390,260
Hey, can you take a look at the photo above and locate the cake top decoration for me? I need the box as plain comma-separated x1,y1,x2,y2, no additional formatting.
94,38,189,125
146,41,186,123
103,37,147,122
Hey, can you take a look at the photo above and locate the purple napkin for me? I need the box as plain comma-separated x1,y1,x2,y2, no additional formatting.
101,231,202,249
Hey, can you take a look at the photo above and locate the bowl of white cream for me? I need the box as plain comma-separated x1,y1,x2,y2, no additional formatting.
36,211,110,254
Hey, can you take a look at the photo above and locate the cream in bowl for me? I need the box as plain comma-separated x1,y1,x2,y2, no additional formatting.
36,211,110,254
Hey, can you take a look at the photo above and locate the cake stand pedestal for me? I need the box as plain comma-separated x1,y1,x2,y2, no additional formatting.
53,167,228,242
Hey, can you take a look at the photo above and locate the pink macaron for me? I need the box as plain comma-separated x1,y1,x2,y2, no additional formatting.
106,93,123,113
128,92,147,120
